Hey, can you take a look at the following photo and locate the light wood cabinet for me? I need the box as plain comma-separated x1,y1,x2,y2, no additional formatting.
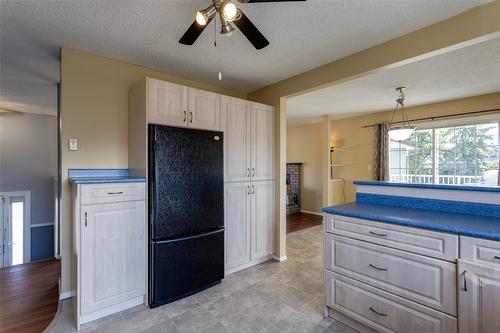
250,103,275,181
146,78,221,131
225,180,275,274
222,96,252,182
223,97,275,182
458,260,500,333
187,88,221,130
251,181,275,260
80,201,145,316
224,182,251,271
73,182,146,329
148,78,187,127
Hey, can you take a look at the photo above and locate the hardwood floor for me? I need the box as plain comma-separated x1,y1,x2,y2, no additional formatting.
0,259,60,333
286,212,323,234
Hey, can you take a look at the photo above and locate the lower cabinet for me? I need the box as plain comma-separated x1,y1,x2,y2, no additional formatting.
224,180,274,274
74,182,146,329
458,260,500,333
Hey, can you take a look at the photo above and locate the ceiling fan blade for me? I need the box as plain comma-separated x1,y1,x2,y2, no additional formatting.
179,17,213,45
238,0,306,3
233,11,269,50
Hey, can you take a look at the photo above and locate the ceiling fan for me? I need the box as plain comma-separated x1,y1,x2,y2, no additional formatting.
179,0,306,50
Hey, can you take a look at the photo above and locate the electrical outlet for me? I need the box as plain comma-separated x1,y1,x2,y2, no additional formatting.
68,138,78,151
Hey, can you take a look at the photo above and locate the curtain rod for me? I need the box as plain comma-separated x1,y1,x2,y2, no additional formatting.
362,107,500,128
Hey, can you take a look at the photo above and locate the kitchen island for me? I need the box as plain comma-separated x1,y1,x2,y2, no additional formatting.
322,181,500,333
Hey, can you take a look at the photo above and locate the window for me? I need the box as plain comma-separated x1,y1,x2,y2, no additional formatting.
389,121,499,186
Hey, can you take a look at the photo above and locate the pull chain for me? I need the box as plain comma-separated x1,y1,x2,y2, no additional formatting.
214,14,222,81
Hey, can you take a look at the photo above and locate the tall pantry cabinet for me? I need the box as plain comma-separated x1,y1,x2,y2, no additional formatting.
222,96,275,274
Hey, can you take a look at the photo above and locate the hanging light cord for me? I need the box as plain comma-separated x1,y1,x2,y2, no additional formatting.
389,88,411,127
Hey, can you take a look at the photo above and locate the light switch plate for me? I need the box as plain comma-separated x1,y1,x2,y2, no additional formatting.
68,138,78,151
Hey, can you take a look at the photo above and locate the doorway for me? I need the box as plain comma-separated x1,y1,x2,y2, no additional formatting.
0,191,31,268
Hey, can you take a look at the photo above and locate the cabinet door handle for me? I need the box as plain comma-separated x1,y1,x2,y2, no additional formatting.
369,231,388,237
247,185,251,195
84,212,88,227
369,307,388,317
190,111,193,123
251,185,255,194
247,168,251,178
369,264,387,271
463,270,468,292
183,110,187,122
494,256,500,260
107,191,123,195
251,168,255,177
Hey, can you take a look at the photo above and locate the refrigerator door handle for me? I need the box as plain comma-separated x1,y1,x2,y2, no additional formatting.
154,228,225,244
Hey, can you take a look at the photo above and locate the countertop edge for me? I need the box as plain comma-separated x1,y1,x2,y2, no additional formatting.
353,181,500,193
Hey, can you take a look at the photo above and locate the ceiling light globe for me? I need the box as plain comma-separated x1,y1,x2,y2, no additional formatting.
196,11,207,26
222,2,238,21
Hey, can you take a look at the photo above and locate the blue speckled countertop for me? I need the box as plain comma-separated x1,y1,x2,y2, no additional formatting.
68,169,146,184
323,202,500,241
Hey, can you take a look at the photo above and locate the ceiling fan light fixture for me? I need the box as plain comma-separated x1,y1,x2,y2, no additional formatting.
221,1,238,21
196,4,216,26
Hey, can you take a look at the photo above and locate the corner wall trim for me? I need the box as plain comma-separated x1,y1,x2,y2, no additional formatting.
300,210,323,216
272,255,288,262
59,290,76,300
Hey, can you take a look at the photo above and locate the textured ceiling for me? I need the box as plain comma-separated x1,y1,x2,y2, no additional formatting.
0,0,490,115
287,37,500,122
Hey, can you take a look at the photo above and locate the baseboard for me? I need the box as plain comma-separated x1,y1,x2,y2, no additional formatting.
80,296,144,327
225,255,273,275
59,290,76,300
272,255,288,262
300,210,323,216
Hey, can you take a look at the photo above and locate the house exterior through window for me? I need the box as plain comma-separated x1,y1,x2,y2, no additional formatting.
389,120,499,186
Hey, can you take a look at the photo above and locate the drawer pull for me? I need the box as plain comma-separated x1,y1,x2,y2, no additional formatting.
369,307,388,317
107,191,124,195
369,263,388,271
494,256,500,260
369,231,388,237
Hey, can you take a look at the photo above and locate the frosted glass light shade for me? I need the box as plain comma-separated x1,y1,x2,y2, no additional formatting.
389,126,415,141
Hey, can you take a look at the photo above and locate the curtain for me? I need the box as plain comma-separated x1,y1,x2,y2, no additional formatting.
374,122,390,181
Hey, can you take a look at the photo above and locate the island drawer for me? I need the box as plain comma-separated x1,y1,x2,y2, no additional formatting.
325,234,457,315
324,214,458,261
81,182,146,205
325,271,457,333
460,236,500,267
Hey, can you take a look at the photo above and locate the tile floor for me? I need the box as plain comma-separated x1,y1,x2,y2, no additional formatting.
46,225,358,333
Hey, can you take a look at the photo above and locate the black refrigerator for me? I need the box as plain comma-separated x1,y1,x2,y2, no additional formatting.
148,125,224,308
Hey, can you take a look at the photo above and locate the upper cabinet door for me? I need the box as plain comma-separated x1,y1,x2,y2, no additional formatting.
250,180,275,261
148,78,187,127
250,102,275,181
187,88,221,131
222,96,251,182
458,260,500,333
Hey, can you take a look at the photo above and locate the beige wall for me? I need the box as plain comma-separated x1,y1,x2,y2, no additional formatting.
60,48,246,293
286,122,324,213
330,92,500,202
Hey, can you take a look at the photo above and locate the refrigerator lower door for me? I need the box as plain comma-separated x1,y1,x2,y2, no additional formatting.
149,228,224,308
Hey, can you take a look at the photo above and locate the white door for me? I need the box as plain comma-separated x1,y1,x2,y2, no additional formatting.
250,181,275,260
187,88,221,130
222,96,251,182
458,260,500,333
224,182,251,272
250,103,275,181
0,192,30,267
80,201,145,315
148,78,187,127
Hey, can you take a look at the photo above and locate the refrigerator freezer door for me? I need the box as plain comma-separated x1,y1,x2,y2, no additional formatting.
150,228,224,307
149,125,224,240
